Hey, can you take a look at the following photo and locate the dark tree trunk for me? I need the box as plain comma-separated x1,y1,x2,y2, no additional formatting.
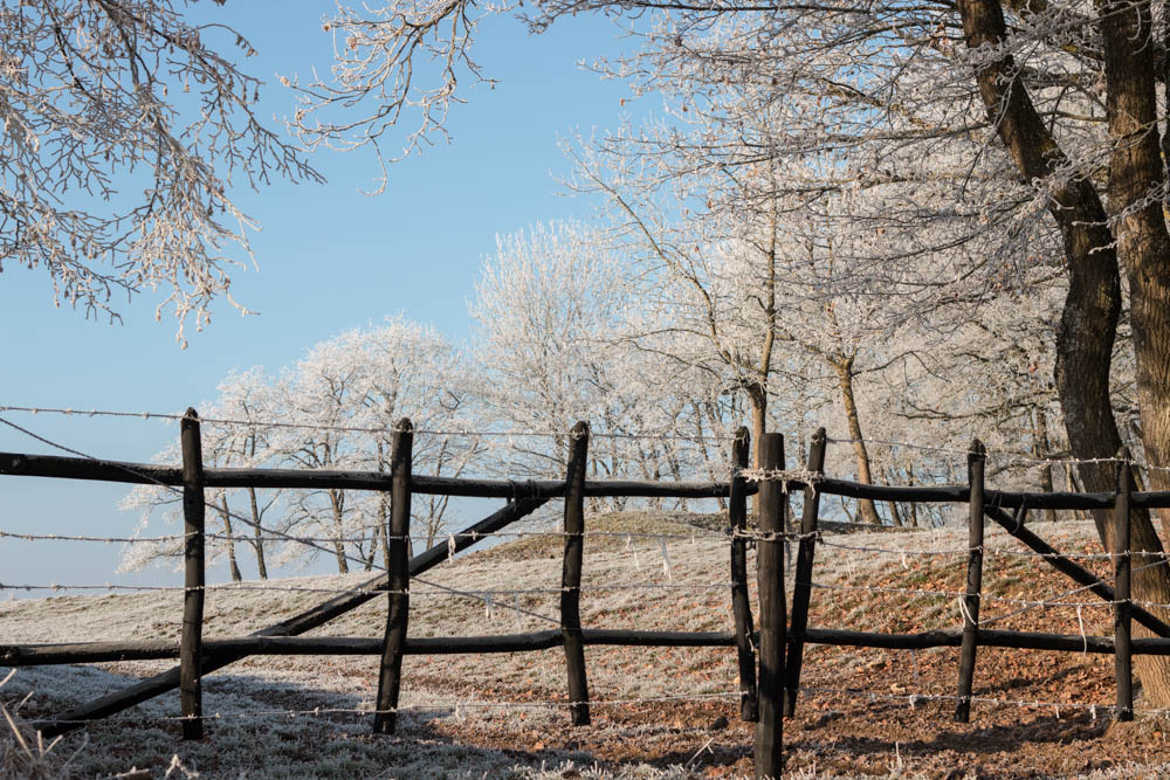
956,0,1170,705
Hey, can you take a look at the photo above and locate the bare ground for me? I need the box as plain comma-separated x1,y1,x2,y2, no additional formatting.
0,512,1166,778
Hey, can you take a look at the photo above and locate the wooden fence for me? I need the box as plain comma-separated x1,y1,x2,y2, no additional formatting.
0,411,779,771
6,413,1170,778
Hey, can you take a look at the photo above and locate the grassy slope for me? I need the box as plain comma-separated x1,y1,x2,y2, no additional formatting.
0,512,1162,778
0,511,742,778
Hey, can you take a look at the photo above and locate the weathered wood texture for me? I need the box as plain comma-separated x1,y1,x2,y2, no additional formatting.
1,629,741,665
0,451,737,498
179,409,205,740
754,433,785,780
561,421,591,726
1115,450,1134,721
955,440,985,723
783,428,826,718
31,624,1170,666
22,446,1170,509
374,419,412,735
729,427,758,722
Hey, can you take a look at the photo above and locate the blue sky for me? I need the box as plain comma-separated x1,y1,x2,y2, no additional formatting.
0,3,649,589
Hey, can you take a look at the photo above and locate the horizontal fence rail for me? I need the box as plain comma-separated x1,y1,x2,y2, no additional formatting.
800,628,1170,655
16,449,1170,508
0,630,741,666
0,452,739,498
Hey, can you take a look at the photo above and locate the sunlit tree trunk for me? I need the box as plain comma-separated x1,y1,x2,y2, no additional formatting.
246,434,268,579
329,488,349,574
218,494,242,582
1031,407,1058,525
833,357,881,525
247,486,268,579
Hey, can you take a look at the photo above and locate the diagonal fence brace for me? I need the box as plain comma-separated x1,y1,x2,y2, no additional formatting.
34,496,549,737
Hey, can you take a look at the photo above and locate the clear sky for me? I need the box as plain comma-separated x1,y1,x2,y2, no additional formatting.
0,3,649,591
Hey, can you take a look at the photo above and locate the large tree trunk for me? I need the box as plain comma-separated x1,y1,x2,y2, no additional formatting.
957,0,1170,705
1097,0,1170,703
1100,0,1170,535
833,358,882,525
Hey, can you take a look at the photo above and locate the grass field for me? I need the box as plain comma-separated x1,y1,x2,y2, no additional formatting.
1,510,1169,777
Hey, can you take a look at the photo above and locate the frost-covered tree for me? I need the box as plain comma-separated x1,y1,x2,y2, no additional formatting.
2,1,321,339
119,385,284,580
294,0,1170,703
210,367,284,578
337,319,484,553
271,317,482,571
470,220,724,495
121,317,481,575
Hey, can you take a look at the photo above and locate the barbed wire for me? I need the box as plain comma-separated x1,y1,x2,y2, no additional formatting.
796,684,1134,721
808,579,1118,611
15,403,1170,472
822,435,1170,474
815,536,1164,562
0,528,734,546
0,405,733,443
0,579,738,598
24,690,743,727
0,416,388,576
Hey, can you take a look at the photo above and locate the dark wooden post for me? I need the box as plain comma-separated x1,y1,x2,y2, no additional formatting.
179,408,205,740
784,427,826,718
1115,447,1134,721
754,433,785,779
562,421,591,726
955,439,985,723
729,427,758,721
374,419,413,734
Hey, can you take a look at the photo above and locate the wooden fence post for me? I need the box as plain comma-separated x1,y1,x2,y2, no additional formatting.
955,439,985,723
179,408,205,740
562,421,591,726
729,427,758,722
1115,447,1134,721
784,427,827,718
374,418,413,734
755,433,785,779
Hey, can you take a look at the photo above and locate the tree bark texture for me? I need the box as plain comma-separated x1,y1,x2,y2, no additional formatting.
330,488,349,574
956,0,1170,706
217,495,241,583
247,486,267,580
834,358,881,525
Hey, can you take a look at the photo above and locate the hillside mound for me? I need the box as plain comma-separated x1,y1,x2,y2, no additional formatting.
0,512,1166,777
